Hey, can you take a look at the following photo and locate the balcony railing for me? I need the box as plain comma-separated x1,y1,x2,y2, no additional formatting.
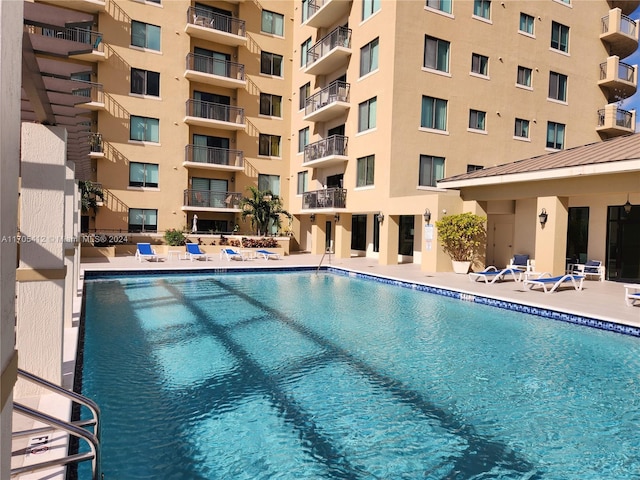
600,60,636,82
186,6,246,38
602,12,637,36
184,189,242,209
302,187,347,210
88,133,103,153
26,24,104,53
304,135,348,163
72,81,104,105
186,53,245,81
185,99,245,125
304,81,350,117
185,145,244,168
598,107,633,128
306,26,351,66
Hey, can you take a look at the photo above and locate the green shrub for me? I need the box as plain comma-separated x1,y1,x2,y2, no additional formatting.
163,228,186,246
435,212,486,262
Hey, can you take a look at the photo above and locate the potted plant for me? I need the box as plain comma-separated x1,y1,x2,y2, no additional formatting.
435,212,487,274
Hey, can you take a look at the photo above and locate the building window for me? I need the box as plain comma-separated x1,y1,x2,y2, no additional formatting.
358,97,377,132
421,96,447,130
259,93,282,117
129,162,159,188
517,66,532,87
551,21,569,53
357,155,375,187
546,121,565,149
363,0,381,20
301,0,310,23
297,171,308,195
298,127,309,153
548,71,568,102
258,174,281,195
131,20,161,51
131,68,160,96
419,155,445,187
473,0,491,19
471,53,489,76
259,134,281,157
519,13,534,35
514,118,530,138
128,208,157,232
426,0,452,14
467,164,483,172
260,51,283,76
301,37,312,67
360,38,379,77
261,10,284,36
299,82,310,110
130,115,159,142
469,109,486,130
424,35,450,73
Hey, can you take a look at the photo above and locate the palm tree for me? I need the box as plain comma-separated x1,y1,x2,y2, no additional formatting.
239,186,291,236
79,180,104,216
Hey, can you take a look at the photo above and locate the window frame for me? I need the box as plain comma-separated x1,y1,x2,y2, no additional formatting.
129,162,159,188
421,95,448,131
260,51,284,76
131,20,161,51
358,97,377,133
468,109,486,131
259,93,283,117
471,53,489,77
261,9,284,36
419,155,445,187
299,82,310,110
424,35,450,73
426,0,452,15
298,127,309,153
548,71,568,102
301,37,312,67
546,121,565,150
551,21,569,53
362,0,381,20
128,208,158,232
516,65,532,88
258,174,281,195
297,171,308,195
356,155,375,187
131,67,160,97
258,134,282,157
130,115,159,143
473,0,491,20
360,37,379,77
514,118,530,139
519,12,535,35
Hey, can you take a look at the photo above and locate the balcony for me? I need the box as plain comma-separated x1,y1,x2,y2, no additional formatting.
305,0,352,28
184,53,246,89
303,135,348,168
72,81,104,110
608,1,640,16
185,7,247,47
599,56,637,100
184,100,246,131
34,0,106,13
596,104,636,137
183,189,242,211
302,187,347,211
183,145,244,171
601,9,639,59
304,26,352,76
88,133,104,159
303,81,350,122
26,24,105,62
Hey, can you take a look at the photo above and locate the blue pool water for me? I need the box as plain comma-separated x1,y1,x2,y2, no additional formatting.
81,271,640,479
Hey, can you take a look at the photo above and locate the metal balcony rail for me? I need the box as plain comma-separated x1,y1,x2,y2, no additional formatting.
306,26,352,65
599,61,636,82
302,187,347,209
304,134,348,162
184,189,242,208
186,99,245,125
304,80,350,116
187,6,246,37
602,13,638,36
598,107,633,128
303,0,322,20
185,144,244,167
186,53,245,81
12,369,101,480
88,132,103,153
71,81,104,104
25,24,104,52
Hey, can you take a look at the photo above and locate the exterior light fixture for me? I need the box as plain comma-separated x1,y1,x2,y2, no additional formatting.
423,208,431,224
334,214,340,222
624,195,633,214
310,213,315,222
376,212,384,223
538,208,548,226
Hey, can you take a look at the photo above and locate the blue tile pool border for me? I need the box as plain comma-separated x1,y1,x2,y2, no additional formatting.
83,266,640,338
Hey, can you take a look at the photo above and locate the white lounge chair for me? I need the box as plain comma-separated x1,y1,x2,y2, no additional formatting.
506,254,534,272
523,273,584,293
220,248,245,261
135,243,159,262
256,249,280,260
469,266,523,284
185,243,210,261
624,284,640,306
572,260,605,281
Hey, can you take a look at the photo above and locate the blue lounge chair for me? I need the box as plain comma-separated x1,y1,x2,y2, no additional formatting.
256,249,280,260
506,254,534,272
220,248,245,261
625,284,640,306
469,266,523,284
135,243,159,262
185,243,210,261
523,273,584,293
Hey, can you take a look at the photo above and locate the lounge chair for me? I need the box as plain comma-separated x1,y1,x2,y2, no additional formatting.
506,254,534,272
469,266,523,284
572,260,605,281
624,284,640,306
135,243,159,262
523,273,584,293
256,249,280,260
185,243,210,261
220,248,245,261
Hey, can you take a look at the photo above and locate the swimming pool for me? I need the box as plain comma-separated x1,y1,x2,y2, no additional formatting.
80,270,640,479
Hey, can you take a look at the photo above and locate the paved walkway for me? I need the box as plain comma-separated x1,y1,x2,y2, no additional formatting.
82,251,640,329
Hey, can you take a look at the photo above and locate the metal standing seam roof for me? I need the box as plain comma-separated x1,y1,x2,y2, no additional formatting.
438,133,640,185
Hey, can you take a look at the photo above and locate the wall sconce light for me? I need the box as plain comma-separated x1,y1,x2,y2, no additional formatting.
310,213,315,223
334,214,340,222
423,208,431,224
624,194,633,214
538,208,548,226
376,212,384,223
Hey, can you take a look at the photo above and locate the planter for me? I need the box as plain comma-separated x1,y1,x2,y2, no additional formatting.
452,260,471,274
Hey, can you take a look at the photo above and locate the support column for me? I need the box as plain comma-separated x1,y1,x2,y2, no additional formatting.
379,215,399,266
16,124,68,396
310,216,326,255
64,163,77,328
334,213,351,259
534,196,569,276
